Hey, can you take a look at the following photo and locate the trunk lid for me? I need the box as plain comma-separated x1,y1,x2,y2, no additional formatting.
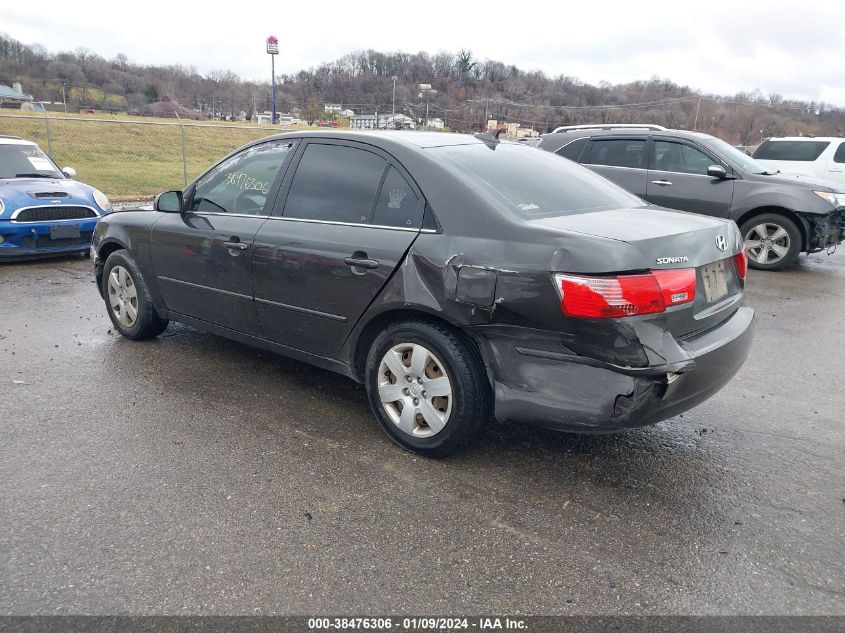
534,206,745,336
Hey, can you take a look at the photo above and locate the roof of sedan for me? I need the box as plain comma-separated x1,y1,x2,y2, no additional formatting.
265,129,495,150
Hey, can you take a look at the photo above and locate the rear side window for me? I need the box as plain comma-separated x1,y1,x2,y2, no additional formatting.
284,144,386,223
753,140,830,161
370,167,421,228
587,139,646,169
555,137,587,162
437,142,642,219
833,143,845,164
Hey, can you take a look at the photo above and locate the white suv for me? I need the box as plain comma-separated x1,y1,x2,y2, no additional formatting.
752,137,845,184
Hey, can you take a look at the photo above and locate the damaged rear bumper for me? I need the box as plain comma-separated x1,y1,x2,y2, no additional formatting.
468,302,755,433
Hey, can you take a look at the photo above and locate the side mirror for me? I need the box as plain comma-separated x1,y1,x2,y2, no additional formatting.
154,190,183,213
707,164,727,179
62,167,76,179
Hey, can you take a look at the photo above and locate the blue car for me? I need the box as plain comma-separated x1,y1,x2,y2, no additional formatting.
0,135,112,260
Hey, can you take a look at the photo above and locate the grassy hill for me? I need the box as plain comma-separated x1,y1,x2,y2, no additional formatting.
0,112,315,199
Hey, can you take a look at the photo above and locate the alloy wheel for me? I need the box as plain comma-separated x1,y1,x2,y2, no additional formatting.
107,265,139,328
377,343,453,438
744,222,791,266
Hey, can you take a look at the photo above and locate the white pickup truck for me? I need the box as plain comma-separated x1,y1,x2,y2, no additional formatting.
752,137,845,185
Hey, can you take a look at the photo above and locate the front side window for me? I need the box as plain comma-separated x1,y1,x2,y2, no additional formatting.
588,139,646,169
703,135,770,174
283,143,387,223
190,141,295,215
0,143,63,179
752,140,830,162
833,143,845,164
652,141,714,175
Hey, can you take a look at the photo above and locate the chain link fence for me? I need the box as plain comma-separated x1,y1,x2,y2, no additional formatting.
0,113,301,201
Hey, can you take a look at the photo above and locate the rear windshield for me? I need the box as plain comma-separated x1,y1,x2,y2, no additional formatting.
752,140,830,162
433,142,642,218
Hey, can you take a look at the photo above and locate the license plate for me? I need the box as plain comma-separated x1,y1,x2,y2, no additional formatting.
49,224,81,240
702,260,728,303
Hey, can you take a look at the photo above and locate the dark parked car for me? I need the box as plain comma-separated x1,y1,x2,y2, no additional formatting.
538,126,845,270
92,131,754,456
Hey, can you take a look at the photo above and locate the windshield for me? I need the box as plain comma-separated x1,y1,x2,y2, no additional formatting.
0,143,63,179
433,142,643,219
703,136,774,174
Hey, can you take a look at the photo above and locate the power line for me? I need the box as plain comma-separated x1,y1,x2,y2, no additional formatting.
466,95,825,113
466,96,700,111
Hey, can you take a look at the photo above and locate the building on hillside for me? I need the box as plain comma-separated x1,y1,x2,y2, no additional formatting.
0,82,33,109
254,111,303,125
255,111,273,124
340,108,355,117
515,127,540,139
349,113,415,130
324,103,342,114
349,114,376,129
486,119,538,139
278,114,304,125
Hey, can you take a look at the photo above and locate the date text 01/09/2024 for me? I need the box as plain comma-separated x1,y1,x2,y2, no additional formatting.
306,617,528,630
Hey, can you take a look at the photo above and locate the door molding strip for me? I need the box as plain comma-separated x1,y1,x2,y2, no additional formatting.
255,297,347,322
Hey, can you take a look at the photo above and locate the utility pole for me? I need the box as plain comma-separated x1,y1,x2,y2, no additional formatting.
693,96,702,132
419,84,436,130
391,76,397,128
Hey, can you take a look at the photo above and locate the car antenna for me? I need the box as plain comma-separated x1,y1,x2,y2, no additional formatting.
474,128,503,147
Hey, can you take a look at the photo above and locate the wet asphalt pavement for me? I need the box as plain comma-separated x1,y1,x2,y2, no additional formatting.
0,251,843,616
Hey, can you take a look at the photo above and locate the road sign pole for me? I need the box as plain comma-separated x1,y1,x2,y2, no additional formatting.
267,35,279,125
271,55,276,125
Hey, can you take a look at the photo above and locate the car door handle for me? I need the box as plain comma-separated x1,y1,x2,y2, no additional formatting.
344,256,379,269
223,241,248,251
651,179,673,186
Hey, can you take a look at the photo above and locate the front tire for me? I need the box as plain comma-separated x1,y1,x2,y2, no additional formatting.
102,250,169,340
365,319,491,457
740,213,802,270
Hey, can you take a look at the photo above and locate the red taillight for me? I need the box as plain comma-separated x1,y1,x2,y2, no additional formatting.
652,268,697,308
555,269,696,319
734,250,748,280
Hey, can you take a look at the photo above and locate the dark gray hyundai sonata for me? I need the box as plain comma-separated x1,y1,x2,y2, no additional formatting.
92,130,755,456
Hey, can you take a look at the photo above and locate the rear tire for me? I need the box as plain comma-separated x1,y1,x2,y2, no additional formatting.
365,319,491,457
740,213,801,271
102,250,169,340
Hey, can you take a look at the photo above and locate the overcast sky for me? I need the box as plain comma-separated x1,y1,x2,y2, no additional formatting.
4,0,844,105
